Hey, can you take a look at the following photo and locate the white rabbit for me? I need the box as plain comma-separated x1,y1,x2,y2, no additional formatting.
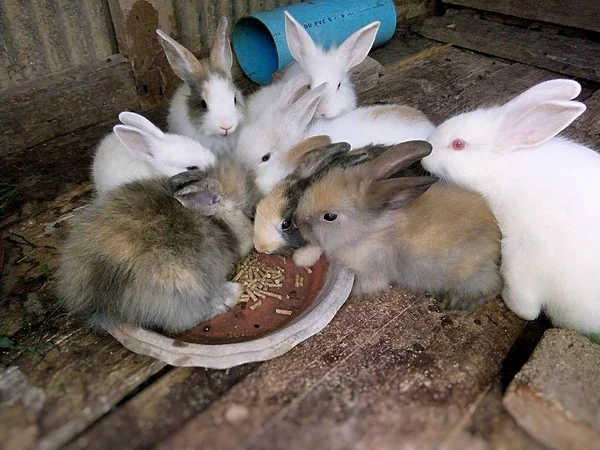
236,72,435,196
235,74,329,195
422,79,600,335
92,112,216,195
245,12,380,120
157,17,245,155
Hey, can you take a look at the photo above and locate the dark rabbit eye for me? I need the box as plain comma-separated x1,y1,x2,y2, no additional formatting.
307,85,312,90
234,96,237,105
186,166,198,171
337,82,341,90
323,213,337,222
201,100,208,109
281,219,292,231
261,153,271,162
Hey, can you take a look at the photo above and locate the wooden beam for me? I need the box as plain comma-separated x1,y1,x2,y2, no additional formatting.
107,0,179,108
419,10,600,83
0,55,139,155
443,0,600,34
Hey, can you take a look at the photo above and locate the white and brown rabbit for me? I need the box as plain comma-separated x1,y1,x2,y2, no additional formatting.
157,17,244,154
58,160,258,333
293,141,502,310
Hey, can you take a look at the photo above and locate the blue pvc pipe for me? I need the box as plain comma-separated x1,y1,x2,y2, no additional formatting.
232,0,397,85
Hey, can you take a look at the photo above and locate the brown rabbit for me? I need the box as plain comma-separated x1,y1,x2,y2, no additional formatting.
294,140,502,310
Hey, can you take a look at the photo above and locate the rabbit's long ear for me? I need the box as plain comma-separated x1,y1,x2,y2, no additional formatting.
166,171,221,211
366,176,437,211
284,11,317,67
156,29,205,83
336,21,380,70
504,79,581,113
284,135,333,168
210,16,233,73
118,112,164,138
501,100,586,151
282,82,328,130
113,125,158,163
295,141,351,179
366,141,432,181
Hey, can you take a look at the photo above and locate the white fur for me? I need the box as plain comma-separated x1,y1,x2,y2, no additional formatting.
168,80,243,154
92,113,216,195
422,79,600,334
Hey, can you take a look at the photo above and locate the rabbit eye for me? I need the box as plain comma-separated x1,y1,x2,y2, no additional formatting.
281,219,292,231
307,85,312,90
451,139,466,151
323,213,337,222
201,100,208,110
234,96,237,105
186,166,198,171
337,82,341,90
261,153,271,162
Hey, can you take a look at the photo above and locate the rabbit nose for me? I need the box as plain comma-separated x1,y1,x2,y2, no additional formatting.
220,124,233,131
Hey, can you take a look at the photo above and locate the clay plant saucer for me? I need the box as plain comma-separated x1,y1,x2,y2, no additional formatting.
108,254,354,369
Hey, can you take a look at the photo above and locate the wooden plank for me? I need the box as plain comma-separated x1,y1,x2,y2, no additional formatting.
443,0,600,34
0,0,116,88
394,0,436,21
0,54,139,154
107,0,179,108
65,365,257,450
419,10,600,83
157,294,525,450
504,329,600,450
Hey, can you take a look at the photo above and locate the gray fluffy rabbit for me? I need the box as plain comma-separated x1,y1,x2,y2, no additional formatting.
58,160,258,333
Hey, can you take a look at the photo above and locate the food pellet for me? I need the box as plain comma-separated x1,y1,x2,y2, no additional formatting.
275,308,293,316
250,300,263,310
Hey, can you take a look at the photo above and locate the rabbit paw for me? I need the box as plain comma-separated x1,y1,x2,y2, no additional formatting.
224,282,244,308
293,245,322,267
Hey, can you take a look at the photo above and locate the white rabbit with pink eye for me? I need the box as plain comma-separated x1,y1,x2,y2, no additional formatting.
92,112,216,195
157,17,244,155
422,79,600,335
245,12,380,120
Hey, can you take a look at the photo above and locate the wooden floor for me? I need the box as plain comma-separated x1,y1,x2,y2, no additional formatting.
2,15,599,450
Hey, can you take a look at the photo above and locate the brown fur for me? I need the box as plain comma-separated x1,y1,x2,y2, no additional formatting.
295,142,502,310
283,135,332,167
368,104,428,123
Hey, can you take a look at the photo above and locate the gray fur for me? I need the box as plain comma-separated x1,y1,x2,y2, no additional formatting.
58,161,257,333
294,141,502,311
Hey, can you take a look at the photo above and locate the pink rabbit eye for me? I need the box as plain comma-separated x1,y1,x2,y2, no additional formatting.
451,139,466,151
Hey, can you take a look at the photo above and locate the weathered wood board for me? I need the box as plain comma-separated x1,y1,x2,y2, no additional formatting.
443,0,600,34
419,10,600,83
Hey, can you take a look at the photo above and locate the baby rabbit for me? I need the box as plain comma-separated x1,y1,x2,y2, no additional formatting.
422,79,600,334
157,17,244,154
254,136,424,266
92,112,216,195
58,160,258,334
246,11,380,120
294,141,502,310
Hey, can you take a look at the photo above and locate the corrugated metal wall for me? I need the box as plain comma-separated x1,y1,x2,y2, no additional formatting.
0,0,117,89
173,0,302,53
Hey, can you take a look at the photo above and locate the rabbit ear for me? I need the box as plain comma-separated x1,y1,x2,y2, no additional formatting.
210,16,233,73
284,82,328,129
336,21,380,70
118,112,164,138
277,73,311,108
284,11,317,67
156,29,205,83
502,100,586,150
366,141,432,181
366,176,437,211
295,141,351,178
113,125,158,162
284,135,332,168
166,171,221,211
505,79,582,113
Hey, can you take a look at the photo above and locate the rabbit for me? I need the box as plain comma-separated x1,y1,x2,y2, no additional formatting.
92,111,216,195
235,74,329,196
421,78,600,334
254,136,426,267
236,71,435,196
157,16,245,155
244,12,380,121
293,140,503,310
58,160,259,334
